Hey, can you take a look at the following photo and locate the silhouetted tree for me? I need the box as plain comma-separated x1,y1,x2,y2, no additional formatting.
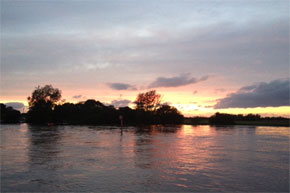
28,85,61,107
118,107,137,124
0,103,21,123
157,105,184,124
27,85,61,124
53,100,119,125
53,102,76,123
209,112,235,125
24,86,185,125
134,90,161,111
244,114,261,121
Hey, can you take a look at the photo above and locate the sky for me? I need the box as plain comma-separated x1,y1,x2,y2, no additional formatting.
1,0,289,117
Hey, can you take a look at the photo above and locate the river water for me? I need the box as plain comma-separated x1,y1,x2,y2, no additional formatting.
1,124,289,192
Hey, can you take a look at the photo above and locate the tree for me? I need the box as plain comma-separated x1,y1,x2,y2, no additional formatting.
157,104,179,114
27,85,61,124
134,90,161,111
157,105,184,124
28,85,61,108
0,104,21,123
209,112,235,125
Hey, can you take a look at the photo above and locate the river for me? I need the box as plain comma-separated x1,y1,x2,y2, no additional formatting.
1,124,289,192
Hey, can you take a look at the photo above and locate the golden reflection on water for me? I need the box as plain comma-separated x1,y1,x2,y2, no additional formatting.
180,125,216,136
172,125,220,173
256,126,290,137
1,124,30,172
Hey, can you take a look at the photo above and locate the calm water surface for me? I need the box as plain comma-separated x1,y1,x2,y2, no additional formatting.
1,124,289,192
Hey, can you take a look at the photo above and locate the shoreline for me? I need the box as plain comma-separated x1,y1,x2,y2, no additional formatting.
1,122,289,127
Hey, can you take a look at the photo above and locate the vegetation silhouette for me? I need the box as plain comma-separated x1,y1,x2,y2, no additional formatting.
27,85,61,124
185,112,289,126
209,112,289,126
0,103,21,123
26,85,184,125
134,90,161,111
209,112,235,125
1,85,288,126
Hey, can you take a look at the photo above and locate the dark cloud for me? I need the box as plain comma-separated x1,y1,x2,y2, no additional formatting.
148,74,209,88
239,85,257,91
199,75,209,81
214,78,290,109
72,95,82,99
193,90,198,94
5,102,25,111
111,99,131,108
108,83,137,90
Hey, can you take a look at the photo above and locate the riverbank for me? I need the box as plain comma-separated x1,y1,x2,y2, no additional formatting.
1,120,289,127
184,118,290,127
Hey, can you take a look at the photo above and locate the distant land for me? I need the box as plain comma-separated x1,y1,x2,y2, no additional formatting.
1,103,289,127
184,114,289,127
1,85,289,127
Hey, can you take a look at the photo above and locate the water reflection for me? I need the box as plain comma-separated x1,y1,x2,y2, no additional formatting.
1,124,30,173
133,125,181,169
1,124,289,192
21,125,64,191
181,125,216,136
134,125,181,135
28,125,62,168
256,126,289,137
134,131,154,169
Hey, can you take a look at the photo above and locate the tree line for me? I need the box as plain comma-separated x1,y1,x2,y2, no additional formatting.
22,85,183,125
186,112,289,126
0,104,21,123
1,85,289,126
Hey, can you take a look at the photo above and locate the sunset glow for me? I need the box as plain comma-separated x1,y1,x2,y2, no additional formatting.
1,0,289,117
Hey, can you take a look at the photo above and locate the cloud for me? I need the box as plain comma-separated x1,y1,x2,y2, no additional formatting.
4,102,25,111
214,78,290,109
72,95,82,99
193,90,198,94
148,74,209,88
108,83,137,90
111,99,131,108
1,1,288,100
